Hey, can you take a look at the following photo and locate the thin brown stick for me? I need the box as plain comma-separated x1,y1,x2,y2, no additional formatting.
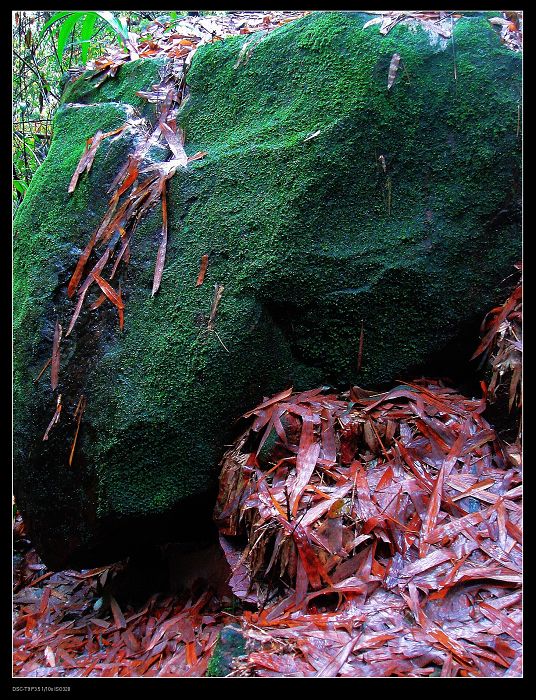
50,320,62,391
69,395,87,466
33,357,51,384
151,180,168,296
357,319,364,373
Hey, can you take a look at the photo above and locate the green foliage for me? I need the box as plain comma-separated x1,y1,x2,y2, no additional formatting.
13,10,153,207
12,10,235,205
40,11,129,62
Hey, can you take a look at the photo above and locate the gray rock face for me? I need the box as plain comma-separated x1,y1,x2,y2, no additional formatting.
13,12,521,568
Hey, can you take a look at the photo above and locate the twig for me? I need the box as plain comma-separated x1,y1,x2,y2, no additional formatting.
357,320,364,373
212,328,230,353
207,283,224,331
69,395,87,466
33,357,51,384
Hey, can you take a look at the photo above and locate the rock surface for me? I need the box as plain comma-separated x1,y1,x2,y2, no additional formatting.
13,12,521,568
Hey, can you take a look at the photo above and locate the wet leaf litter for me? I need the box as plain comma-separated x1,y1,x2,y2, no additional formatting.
16,367,522,677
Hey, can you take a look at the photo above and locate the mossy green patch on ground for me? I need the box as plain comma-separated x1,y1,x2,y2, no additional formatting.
206,625,247,677
13,12,521,567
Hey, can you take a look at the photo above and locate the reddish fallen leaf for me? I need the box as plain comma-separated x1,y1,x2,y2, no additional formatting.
68,130,104,194
151,182,168,296
187,151,208,163
160,122,188,166
185,641,197,667
93,274,124,310
109,596,126,630
289,415,321,515
244,388,295,420
42,394,62,441
419,430,465,557
50,320,62,391
110,237,130,280
116,157,139,198
317,636,360,677
66,247,111,337
291,523,331,590
89,293,107,311
67,230,97,298
471,285,522,361
196,254,209,286
479,602,522,643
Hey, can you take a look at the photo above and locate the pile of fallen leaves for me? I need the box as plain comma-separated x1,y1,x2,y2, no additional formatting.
13,376,522,677
73,11,310,88
471,264,522,442
214,379,522,677
13,521,229,677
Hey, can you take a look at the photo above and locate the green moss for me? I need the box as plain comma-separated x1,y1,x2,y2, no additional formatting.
61,57,166,117
13,101,144,561
206,625,247,677
175,11,520,389
13,12,521,566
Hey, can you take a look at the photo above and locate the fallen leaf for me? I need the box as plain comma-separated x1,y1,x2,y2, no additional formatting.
196,254,209,286
151,182,168,296
50,320,62,391
387,53,401,90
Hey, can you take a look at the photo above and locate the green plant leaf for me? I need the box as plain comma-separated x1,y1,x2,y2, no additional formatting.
79,12,98,65
40,11,75,38
13,180,28,196
57,12,84,63
96,11,128,45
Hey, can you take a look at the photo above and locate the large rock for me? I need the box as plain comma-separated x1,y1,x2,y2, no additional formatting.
13,12,521,568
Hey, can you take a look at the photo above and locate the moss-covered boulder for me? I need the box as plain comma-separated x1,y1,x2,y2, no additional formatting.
13,12,521,568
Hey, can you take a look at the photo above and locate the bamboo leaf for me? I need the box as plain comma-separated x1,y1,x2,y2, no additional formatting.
57,13,84,63
40,11,75,38
387,52,401,90
79,12,98,65
196,255,209,287
96,11,128,45
151,182,168,296
50,320,62,391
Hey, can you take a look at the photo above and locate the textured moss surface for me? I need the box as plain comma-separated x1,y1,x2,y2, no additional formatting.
206,625,247,677
178,12,521,386
13,12,521,567
60,57,165,116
